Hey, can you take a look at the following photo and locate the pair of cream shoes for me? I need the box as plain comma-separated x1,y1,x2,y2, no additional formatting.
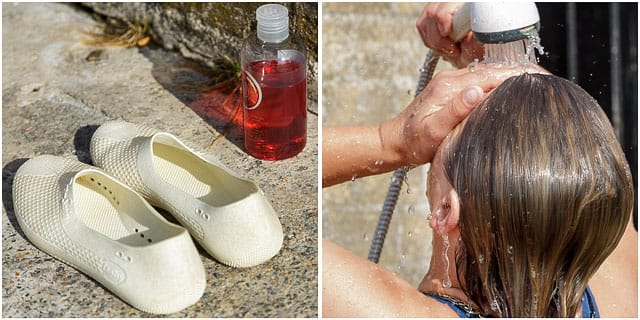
13,120,284,314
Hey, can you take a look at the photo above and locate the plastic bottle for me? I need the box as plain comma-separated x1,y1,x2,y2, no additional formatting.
241,4,307,160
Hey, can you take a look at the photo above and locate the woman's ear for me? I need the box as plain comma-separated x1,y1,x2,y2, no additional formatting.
429,188,461,235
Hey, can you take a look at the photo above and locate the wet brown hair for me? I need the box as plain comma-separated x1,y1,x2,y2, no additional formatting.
442,73,633,317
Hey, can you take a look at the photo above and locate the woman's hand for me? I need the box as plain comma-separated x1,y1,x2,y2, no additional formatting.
416,3,484,68
323,64,548,187
380,63,548,166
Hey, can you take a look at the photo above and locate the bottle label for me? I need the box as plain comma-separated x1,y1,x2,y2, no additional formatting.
243,70,263,110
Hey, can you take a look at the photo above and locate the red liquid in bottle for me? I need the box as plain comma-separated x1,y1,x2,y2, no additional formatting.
242,59,307,160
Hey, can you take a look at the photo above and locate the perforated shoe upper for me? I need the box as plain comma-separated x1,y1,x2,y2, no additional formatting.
90,120,284,268
13,155,206,314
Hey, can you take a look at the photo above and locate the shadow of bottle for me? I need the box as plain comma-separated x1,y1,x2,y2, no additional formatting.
139,45,245,151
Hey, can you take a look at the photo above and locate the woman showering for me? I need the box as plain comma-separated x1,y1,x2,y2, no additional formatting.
323,71,636,318
322,4,636,317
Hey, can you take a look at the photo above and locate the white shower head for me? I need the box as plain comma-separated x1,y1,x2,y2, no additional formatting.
451,2,540,44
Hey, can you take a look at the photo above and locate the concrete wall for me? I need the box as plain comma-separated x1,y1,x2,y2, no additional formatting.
322,3,456,286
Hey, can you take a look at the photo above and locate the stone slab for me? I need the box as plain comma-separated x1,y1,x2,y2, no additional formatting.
2,3,317,317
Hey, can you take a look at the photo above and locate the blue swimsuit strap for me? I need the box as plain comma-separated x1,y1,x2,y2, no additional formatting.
424,293,479,318
425,286,599,318
582,285,600,318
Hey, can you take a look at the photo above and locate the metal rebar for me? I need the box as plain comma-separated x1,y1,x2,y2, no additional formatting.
566,2,578,82
609,3,623,141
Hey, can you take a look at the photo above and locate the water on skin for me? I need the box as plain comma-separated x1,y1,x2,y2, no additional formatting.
442,234,452,288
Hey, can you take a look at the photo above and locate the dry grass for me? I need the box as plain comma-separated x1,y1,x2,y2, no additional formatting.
82,19,150,48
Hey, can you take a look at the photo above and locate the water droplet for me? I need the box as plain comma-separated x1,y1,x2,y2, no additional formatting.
491,299,500,312
442,234,452,288
374,159,384,166
408,231,413,238
508,245,513,255
479,254,485,264
351,175,356,182
408,205,415,215
401,254,406,260
406,188,411,194
363,233,369,241
529,264,537,278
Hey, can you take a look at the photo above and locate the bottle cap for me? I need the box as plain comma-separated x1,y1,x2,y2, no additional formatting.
256,4,289,43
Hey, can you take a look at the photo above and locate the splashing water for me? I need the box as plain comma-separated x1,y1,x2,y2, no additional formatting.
491,298,501,312
442,234,452,288
483,32,545,65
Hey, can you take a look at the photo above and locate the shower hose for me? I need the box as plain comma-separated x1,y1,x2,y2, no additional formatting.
367,50,440,263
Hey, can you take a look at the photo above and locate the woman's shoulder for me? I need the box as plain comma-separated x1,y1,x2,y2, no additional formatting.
322,239,459,317
589,220,637,317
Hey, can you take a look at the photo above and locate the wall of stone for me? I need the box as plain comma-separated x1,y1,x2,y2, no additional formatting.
82,2,318,82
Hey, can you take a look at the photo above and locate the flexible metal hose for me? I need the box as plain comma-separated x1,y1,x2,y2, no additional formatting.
368,51,440,263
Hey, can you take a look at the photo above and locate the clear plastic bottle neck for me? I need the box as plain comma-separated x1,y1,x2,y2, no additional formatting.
256,4,289,43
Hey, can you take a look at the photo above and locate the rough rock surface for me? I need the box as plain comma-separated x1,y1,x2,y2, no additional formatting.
2,3,317,317
81,2,318,84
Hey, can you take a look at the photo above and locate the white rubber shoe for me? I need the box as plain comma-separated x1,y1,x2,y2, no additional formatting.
13,155,206,314
90,120,284,268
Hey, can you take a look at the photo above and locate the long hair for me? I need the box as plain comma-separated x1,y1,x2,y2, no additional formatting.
442,73,633,317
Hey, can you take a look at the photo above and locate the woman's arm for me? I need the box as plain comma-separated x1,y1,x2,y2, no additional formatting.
322,64,549,187
322,125,404,187
322,239,437,317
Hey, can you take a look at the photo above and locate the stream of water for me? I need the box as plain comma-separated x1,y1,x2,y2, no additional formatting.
483,33,545,65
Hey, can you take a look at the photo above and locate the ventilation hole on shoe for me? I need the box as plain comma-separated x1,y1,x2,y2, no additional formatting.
195,208,202,214
203,213,210,221
147,238,152,243
90,177,95,182
125,256,132,262
115,251,123,257
140,233,145,238
135,228,139,233
116,201,120,205
112,196,116,201
97,182,102,186
103,186,107,191
109,190,112,194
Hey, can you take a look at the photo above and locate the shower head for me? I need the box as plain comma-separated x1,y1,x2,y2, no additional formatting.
451,2,540,44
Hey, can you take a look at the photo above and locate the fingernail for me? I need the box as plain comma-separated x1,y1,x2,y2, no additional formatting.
463,87,481,106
